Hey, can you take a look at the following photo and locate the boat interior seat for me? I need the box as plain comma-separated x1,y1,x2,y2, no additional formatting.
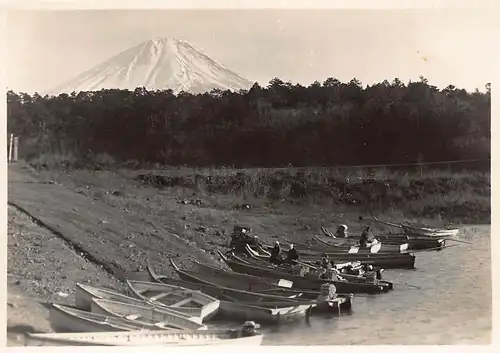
149,292,174,301
171,297,194,308
125,314,140,320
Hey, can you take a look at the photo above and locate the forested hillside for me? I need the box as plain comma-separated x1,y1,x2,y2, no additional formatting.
7,76,491,169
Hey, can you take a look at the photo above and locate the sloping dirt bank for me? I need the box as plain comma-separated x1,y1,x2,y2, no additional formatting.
6,163,229,346
7,205,122,346
8,163,223,280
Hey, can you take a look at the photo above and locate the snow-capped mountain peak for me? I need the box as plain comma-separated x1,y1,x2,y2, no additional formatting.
49,37,253,95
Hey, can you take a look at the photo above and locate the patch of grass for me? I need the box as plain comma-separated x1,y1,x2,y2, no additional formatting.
133,167,490,224
31,159,491,225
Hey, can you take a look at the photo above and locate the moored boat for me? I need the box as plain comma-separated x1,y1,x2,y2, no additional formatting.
218,251,390,294
75,282,205,321
240,248,393,290
245,243,416,269
170,260,303,301
147,264,321,300
90,298,206,330
48,303,157,333
371,216,459,237
315,232,446,251
284,239,408,254
146,265,316,324
25,324,264,346
126,280,220,321
171,259,353,313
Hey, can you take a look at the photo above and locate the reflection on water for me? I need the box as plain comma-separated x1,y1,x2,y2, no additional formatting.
260,225,491,345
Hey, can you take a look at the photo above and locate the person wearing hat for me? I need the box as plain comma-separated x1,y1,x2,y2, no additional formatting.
240,321,260,337
269,240,283,265
320,253,330,269
364,264,378,284
335,224,349,238
360,226,375,247
285,243,300,264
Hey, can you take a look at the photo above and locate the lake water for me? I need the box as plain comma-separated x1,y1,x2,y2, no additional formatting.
258,225,491,345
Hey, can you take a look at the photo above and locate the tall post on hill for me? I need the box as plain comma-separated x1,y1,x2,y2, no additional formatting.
8,133,13,163
13,136,19,162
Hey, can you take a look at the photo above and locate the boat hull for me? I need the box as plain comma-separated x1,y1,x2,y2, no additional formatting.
126,280,220,321
90,298,206,331
25,330,264,346
49,304,149,333
223,257,389,294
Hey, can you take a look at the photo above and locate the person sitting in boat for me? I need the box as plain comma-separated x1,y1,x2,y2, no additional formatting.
269,241,283,265
360,226,376,247
239,321,260,337
316,283,338,305
252,235,261,247
364,265,378,284
320,254,330,268
320,265,337,281
316,267,327,279
285,243,300,264
335,224,349,238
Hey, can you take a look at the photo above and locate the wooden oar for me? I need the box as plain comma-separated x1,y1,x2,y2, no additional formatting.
367,215,404,229
401,244,460,253
294,259,318,270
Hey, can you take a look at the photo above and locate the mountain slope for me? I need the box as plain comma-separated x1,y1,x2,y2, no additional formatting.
49,38,253,95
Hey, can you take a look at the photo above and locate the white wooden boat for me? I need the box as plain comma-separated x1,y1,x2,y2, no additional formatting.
158,262,315,325
48,303,154,333
75,282,203,322
126,280,220,321
90,298,206,331
402,225,459,237
25,324,264,346
372,216,459,237
314,233,409,253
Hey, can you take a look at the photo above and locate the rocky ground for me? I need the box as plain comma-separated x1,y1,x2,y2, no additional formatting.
7,205,123,346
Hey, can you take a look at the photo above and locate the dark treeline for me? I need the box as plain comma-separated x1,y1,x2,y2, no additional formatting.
7,77,491,168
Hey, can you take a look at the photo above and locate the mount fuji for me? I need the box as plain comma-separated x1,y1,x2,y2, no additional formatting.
48,38,253,95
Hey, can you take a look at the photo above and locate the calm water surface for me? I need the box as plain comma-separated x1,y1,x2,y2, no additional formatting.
258,225,491,345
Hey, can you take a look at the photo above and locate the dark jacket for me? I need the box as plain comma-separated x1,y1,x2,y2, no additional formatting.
286,248,299,262
270,245,282,259
360,229,374,246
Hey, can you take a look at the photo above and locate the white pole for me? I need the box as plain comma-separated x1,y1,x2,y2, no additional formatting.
8,133,13,163
13,137,19,162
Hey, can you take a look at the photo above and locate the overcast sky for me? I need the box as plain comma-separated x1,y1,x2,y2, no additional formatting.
6,8,496,94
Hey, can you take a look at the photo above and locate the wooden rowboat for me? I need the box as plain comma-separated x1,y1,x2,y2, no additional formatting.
311,236,409,253
315,232,446,251
241,247,393,290
126,280,220,321
170,260,305,302
147,263,322,301
284,238,408,254
25,326,264,346
219,251,389,294
147,265,315,324
371,216,459,237
48,303,156,333
184,261,353,314
75,283,205,321
90,298,206,331
245,243,416,269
